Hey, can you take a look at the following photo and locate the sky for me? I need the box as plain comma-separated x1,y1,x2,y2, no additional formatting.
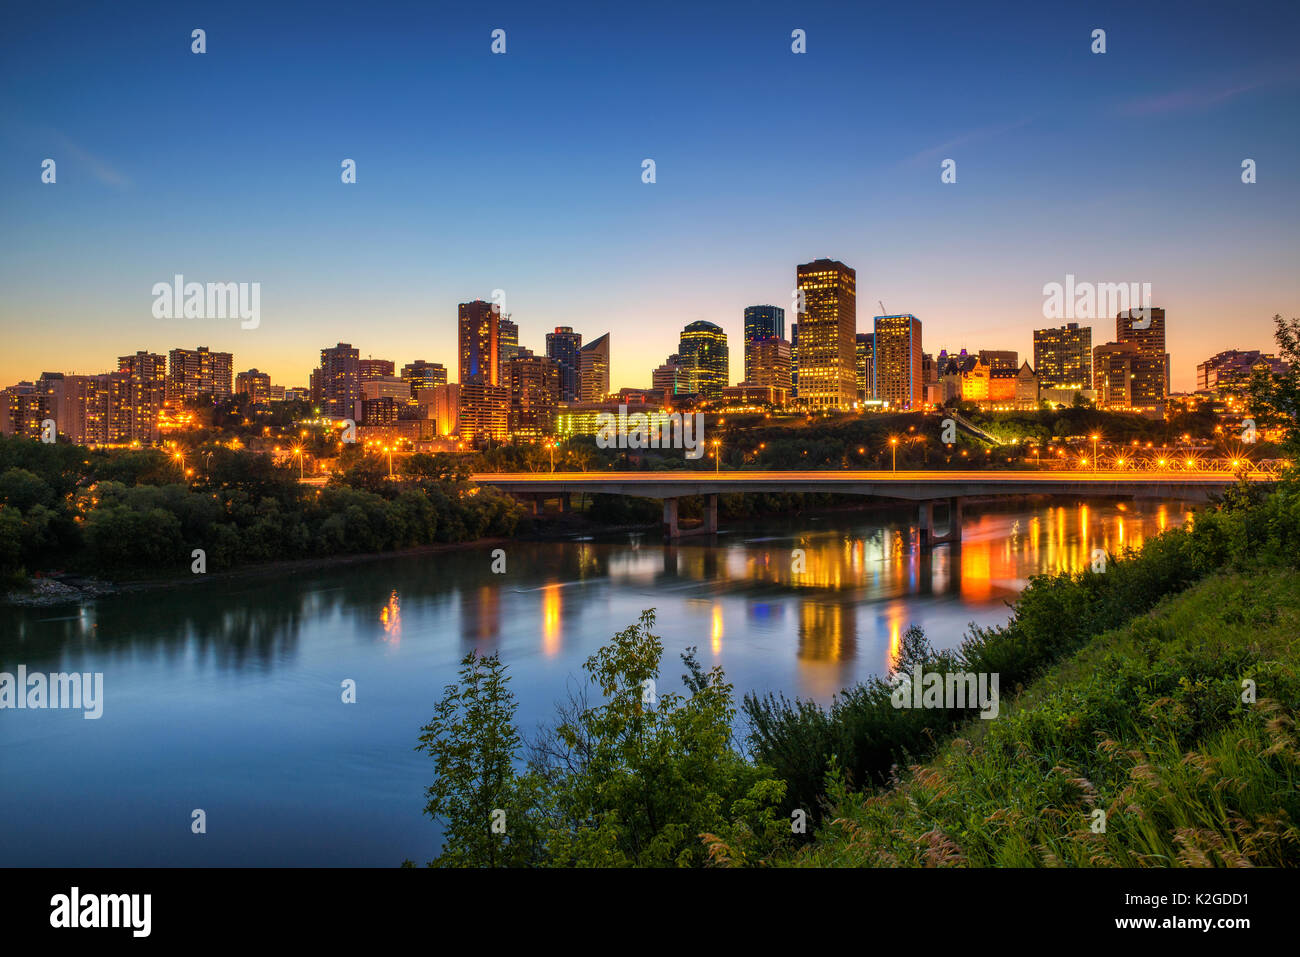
2,0,1298,393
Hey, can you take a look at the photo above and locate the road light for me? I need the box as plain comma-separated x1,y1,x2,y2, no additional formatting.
712,438,721,474
890,436,899,471
1090,434,1099,472
548,441,556,473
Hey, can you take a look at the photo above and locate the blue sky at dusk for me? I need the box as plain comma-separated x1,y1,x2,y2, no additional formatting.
2,0,1298,391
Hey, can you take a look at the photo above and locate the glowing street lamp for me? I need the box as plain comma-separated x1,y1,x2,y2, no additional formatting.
712,438,721,474
890,436,899,471
1090,434,1099,472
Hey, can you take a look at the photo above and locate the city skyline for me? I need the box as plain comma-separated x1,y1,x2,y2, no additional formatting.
3,2,1298,392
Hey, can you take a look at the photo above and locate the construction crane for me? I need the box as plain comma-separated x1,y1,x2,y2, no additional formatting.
878,300,888,316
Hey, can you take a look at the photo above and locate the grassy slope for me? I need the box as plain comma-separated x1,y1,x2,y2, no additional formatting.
780,569,1300,867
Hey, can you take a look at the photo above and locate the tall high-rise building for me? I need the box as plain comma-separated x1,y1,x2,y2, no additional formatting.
578,333,611,402
789,323,798,398
458,382,509,445
401,360,447,399
1033,323,1093,390
235,369,272,403
505,355,560,438
545,326,583,401
458,300,499,385
855,333,875,401
743,305,785,381
359,358,395,380
652,362,685,400
746,337,792,402
1116,307,1168,410
117,351,167,443
1093,341,1140,410
498,316,520,362
872,315,923,410
166,346,233,403
678,321,728,398
795,259,857,409
319,343,360,416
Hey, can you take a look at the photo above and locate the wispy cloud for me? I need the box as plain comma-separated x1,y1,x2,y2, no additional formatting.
48,131,131,189
1117,66,1300,117
904,117,1035,168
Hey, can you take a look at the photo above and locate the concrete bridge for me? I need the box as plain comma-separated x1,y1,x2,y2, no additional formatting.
472,469,1263,543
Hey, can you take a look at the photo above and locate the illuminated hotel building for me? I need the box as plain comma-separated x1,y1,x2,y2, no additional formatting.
794,259,857,409
872,314,922,410
1033,322,1092,390
678,321,729,398
1092,340,1140,410
458,300,499,386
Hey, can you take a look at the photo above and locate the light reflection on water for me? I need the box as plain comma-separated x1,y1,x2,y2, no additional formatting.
0,498,1194,866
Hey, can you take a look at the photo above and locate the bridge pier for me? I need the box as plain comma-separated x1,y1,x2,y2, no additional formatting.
706,494,718,534
918,497,963,548
662,498,679,539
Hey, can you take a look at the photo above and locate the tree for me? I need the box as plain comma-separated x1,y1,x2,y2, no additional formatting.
537,610,788,866
1249,314,1300,463
416,651,541,867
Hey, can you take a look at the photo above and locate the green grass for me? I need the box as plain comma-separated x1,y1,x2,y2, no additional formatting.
779,569,1300,867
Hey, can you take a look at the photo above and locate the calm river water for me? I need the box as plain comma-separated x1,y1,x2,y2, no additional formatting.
0,497,1194,866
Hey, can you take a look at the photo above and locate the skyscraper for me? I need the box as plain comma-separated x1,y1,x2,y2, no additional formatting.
1116,307,1168,410
578,333,611,402
166,346,233,402
790,323,798,398
652,361,685,400
117,351,167,443
855,333,875,401
1093,341,1140,410
458,300,499,385
746,337,792,403
401,360,448,399
498,316,520,362
743,305,785,380
795,259,857,409
1033,323,1093,390
545,326,583,401
359,358,395,380
319,343,360,415
678,321,729,398
505,355,560,438
235,369,272,403
872,315,923,410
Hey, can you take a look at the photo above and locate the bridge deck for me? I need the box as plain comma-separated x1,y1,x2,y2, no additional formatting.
472,469,1261,502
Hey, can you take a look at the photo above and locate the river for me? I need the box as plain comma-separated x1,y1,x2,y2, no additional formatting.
0,497,1194,866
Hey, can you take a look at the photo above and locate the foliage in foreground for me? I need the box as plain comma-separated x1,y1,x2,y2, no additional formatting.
413,611,789,867
783,568,1300,867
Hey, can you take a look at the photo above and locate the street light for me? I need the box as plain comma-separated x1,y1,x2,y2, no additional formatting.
1090,434,1099,472
712,438,721,474
890,436,899,471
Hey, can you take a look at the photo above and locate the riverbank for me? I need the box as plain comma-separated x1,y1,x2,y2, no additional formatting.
774,564,1300,866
